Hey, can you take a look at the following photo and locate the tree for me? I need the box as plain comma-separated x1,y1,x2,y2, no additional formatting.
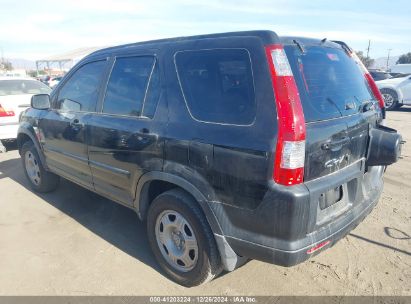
0,59,13,71
396,52,411,64
27,70,38,77
355,51,375,68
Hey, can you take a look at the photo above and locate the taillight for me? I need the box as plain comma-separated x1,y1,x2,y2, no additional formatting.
265,44,306,186
0,104,15,117
351,53,386,118
364,73,386,117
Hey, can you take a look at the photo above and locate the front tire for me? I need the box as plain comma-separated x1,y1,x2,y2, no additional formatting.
21,141,60,193
380,88,399,110
147,189,222,287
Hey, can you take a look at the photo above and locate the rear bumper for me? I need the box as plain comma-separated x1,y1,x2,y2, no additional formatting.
210,162,384,268
225,188,380,266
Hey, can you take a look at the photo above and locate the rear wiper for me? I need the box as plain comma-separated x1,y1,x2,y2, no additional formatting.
332,40,352,56
326,97,343,116
292,39,305,54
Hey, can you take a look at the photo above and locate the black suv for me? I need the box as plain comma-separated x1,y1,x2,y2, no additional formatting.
18,31,402,287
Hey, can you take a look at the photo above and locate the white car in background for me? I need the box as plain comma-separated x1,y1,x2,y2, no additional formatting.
0,77,51,149
48,76,63,89
376,75,411,110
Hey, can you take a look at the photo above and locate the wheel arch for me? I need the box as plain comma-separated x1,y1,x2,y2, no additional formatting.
17,124,48,169
135,172,246,271
134,171,223,235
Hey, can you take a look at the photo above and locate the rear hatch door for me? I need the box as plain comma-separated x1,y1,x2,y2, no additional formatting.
284,42,380,181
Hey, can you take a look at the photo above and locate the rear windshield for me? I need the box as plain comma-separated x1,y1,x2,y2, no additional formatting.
0,80,51,96
284,45,374,122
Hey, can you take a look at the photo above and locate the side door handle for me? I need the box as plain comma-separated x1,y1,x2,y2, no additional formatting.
70,118,84,128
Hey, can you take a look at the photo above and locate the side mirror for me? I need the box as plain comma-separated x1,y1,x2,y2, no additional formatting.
31,94,50,110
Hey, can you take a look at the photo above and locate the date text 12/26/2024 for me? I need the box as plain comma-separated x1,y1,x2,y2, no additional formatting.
149,297,257,303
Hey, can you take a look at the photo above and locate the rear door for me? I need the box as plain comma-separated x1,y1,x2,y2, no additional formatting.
284,43,380,181
87,53,164,206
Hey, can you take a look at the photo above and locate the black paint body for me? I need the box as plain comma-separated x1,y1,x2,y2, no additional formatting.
18,31,392,269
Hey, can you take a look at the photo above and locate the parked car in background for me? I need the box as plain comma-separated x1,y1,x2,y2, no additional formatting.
390,72,410,78
0,77,51,148
18,31,402,286
390,64,411,75
369,70,392,81
48,76,63,88
38,75,51,86
376,75,411,110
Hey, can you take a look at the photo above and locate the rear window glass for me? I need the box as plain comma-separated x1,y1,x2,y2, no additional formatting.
284,45,374,122
175,49,256,125
142,62,161,118
0,80,51,96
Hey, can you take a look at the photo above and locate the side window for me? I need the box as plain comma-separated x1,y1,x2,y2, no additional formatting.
57,60,106,112
142,62,160,118
103,56,154,117
175,49,256,125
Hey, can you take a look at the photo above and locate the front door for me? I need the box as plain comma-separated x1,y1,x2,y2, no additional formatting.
39,59,108,188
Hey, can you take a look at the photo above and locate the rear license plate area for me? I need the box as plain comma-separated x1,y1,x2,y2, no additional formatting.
319,186,343,210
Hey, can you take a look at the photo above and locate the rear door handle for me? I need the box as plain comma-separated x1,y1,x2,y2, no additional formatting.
140,128,150,134
70,118,84,128
321,137,350,151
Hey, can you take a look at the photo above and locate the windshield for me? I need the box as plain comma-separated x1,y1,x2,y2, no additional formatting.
0,79,51,96
284,45,374,122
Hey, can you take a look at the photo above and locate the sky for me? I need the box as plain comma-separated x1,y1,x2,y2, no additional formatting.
0,0,410,60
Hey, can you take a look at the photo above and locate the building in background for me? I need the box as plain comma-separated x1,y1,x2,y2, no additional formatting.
35,46,105,76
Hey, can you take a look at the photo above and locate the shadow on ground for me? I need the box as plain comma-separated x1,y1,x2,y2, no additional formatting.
394,107,411,113
1,140,18,152
0,155,163,276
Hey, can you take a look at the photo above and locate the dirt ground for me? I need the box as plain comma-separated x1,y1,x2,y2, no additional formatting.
0,110,410,296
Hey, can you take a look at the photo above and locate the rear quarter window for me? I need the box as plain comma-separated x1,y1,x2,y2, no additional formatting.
175,48,256,125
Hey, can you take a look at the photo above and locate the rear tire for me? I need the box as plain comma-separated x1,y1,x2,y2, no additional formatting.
21,141,60,193
380,88,399,110
147,189,222,287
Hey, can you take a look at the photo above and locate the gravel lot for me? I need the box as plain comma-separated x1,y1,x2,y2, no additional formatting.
0,110,410,296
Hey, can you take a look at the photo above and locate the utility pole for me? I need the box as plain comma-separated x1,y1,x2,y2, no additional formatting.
386,48,392,71
365,40,371,59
